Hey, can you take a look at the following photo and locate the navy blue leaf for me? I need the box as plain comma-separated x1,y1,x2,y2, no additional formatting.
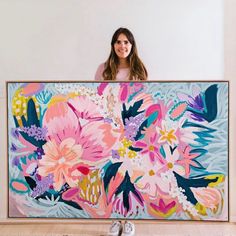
103,162,122,192
174,172,219,205
121,100,143,125
115,171,143,212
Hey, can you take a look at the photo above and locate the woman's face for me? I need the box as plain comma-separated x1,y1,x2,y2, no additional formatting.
114,33,132,60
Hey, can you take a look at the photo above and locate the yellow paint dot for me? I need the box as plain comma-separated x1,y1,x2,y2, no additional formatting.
128,150,137,159
149,170,155,176
118,148,126,157
149,145,154,151
167,162,173,169
122,138,132,148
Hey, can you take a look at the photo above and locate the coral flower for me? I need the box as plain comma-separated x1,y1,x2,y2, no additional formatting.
38,138,82,191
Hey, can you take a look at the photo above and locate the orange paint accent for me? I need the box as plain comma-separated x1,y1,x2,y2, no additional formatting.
12,181,28,192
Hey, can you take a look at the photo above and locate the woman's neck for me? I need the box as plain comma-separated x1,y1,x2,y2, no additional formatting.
118,59,129,69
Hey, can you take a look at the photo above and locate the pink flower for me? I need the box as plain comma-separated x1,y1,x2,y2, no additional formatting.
142,193,178,219
39,95,118,191
43,95,116,160
177,146,200,177
150,198,176,215
157,144,185,176
134,133,164,164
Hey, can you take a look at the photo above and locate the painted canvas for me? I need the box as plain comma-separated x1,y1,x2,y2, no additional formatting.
7,81,228,220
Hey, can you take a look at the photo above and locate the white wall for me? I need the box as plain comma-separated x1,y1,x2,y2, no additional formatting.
0,0,223,88
1,0,233,222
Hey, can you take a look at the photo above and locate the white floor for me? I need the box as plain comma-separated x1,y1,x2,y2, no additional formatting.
0,222,236,236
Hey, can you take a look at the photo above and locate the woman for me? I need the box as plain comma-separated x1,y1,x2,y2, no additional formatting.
96,28,145,236
95,27,148,81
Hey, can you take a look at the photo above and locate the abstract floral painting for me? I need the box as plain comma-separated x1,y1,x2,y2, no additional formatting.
7,81,228,220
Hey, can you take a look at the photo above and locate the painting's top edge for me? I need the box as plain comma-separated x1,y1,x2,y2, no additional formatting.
5,80,229,84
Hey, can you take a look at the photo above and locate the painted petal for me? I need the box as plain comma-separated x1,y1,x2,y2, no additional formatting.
119,84,128,102
177,93,190,102
174,165,186,176
141,150,149,154
149,152,155,162
134,141,147,148
145,104,162,123
79,121,116,161
62,187,79,201
153,146,159,152
133,93,153,111
59,138,76,153
22,83,44,96
67,96,102,120
70,163,90,177
43,100,80,143
53,171,64,191
169,102,187,120
191,187,221,209
192,85,201,98
97,83,108,96
150,133,157,143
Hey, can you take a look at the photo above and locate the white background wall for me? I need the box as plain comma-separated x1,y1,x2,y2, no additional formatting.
0,0,223,89
0,0,235,222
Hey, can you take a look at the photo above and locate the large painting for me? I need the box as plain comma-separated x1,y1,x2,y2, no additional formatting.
7,81,228,220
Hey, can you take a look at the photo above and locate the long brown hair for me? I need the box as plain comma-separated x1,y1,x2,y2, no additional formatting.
103,28,148,80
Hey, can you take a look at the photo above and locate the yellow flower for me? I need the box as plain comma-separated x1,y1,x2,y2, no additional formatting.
122,138,132,148
128,150,137,159
118,148,126,157
159,129,177,144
